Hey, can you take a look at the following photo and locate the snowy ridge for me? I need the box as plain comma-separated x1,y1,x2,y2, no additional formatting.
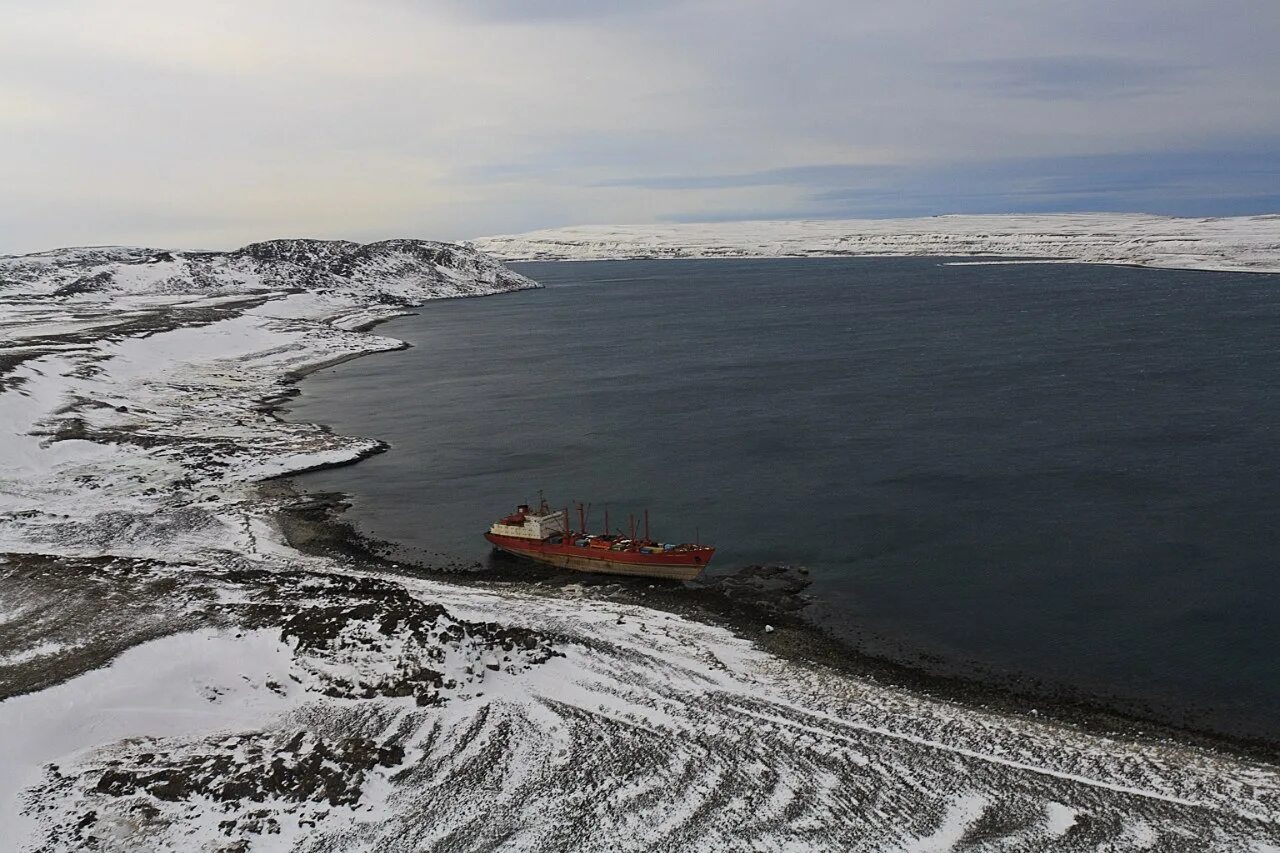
2,238,1279,851
2,238,535,301
470,212,1280,273
0,239,536,564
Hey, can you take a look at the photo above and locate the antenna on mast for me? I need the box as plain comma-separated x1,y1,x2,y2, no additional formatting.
644,508,650,542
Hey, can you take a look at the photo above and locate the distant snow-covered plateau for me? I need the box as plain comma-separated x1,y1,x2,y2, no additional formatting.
2,235,1278,851
471,212,1280,273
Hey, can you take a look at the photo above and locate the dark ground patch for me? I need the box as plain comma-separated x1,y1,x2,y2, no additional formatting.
29,729,404,850
0,552,562,709
0,554,219,700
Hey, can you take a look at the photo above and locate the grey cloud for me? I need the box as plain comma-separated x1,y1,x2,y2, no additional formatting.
639,144,1280,223
419,0,691,23
940,56,1201,100
1,0,1277,252
594,164,889,191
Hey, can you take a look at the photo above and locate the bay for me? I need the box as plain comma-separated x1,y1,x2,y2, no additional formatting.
287,257,1280,741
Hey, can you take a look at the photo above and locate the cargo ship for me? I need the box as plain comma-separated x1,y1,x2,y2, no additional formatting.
484,500,715,581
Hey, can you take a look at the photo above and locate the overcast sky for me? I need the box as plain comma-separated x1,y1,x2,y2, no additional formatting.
2,0,1278,253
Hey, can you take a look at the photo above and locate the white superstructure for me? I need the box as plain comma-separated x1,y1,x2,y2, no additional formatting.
488,506,567,541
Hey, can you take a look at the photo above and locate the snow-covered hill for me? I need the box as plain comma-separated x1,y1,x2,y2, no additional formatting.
0,238,536,564
1,237,537,302
470,213,1280,273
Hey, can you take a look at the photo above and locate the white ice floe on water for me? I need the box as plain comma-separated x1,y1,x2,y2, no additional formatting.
2,235,1279,851
469,212,1280,273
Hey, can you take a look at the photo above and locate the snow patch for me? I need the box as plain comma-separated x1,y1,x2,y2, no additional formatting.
903,793,989,852
1044,801,1079,836
0,629,300,843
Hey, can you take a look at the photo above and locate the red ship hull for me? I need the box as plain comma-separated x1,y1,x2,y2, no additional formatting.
484,532,714,581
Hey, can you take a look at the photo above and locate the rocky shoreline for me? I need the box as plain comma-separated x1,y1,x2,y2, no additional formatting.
271,478,1280,768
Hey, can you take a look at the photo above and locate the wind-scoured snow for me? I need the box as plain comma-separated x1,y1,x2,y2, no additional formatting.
1,237,1278,852
469,213,1280,273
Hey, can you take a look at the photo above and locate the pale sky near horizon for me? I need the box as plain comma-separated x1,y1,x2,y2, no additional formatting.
2,0,1278,253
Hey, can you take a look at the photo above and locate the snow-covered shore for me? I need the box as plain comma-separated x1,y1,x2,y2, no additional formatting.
3,237,1279,851
470,212,1280,273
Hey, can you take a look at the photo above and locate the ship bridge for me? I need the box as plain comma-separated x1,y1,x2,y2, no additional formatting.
488,505,567,541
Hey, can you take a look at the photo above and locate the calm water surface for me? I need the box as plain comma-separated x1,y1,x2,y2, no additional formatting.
288,257,1280,739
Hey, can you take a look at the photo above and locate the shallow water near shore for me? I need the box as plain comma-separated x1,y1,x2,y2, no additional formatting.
287,256,1280,742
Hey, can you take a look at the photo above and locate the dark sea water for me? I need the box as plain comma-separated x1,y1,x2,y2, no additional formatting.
287,257,1280,741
